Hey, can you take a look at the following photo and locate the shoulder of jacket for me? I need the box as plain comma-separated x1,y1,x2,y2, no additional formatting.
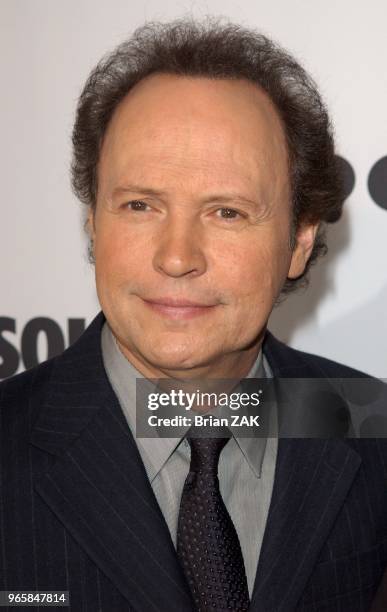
0,357,57,422
264,330,372,379
289,345,370,378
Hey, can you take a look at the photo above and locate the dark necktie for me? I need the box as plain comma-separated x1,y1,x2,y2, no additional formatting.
177,434,250,612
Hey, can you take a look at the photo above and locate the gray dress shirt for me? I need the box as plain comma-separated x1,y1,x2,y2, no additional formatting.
101,322,277,598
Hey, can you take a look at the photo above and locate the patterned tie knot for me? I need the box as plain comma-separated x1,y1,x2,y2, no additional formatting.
187,435,230,475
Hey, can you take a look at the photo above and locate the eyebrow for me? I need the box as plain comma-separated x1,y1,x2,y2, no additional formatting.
112,184,167,198
111,183,260,207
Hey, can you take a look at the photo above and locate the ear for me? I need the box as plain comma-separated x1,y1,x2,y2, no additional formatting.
287,222,319,279
86,207,96,241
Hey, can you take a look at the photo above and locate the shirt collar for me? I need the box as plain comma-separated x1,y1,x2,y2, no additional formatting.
101,321,272,482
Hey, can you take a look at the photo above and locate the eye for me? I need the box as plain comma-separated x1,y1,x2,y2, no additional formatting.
125,200,150,211
215,207,243,220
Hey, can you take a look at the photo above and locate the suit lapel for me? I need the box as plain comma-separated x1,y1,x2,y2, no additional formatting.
250,437,361,611
30,312,195,612
248,332,362,611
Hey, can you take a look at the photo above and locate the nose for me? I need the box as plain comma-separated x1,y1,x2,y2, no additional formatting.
152,217,207,278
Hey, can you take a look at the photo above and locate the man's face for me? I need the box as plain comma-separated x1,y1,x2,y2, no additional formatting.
90,74,315,378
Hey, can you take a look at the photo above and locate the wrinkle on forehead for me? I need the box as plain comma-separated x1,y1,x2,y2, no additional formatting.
98,74,290,208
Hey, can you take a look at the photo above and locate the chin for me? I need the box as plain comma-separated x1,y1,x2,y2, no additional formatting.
141,342,211,372
148,351,204,371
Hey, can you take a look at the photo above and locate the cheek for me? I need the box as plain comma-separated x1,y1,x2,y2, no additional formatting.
94,223,148,285
215,233,291,307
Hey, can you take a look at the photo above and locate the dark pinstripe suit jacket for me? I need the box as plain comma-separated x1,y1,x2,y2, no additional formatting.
1,311,387,611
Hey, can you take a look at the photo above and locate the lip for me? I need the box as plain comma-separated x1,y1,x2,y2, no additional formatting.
142,297,217,320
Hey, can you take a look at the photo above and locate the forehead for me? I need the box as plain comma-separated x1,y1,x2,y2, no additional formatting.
98,73,289,194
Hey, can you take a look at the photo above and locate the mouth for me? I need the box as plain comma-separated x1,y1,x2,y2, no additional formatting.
141,297,218,320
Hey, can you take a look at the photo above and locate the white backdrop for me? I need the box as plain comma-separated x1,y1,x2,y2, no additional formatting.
1,0,386,379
